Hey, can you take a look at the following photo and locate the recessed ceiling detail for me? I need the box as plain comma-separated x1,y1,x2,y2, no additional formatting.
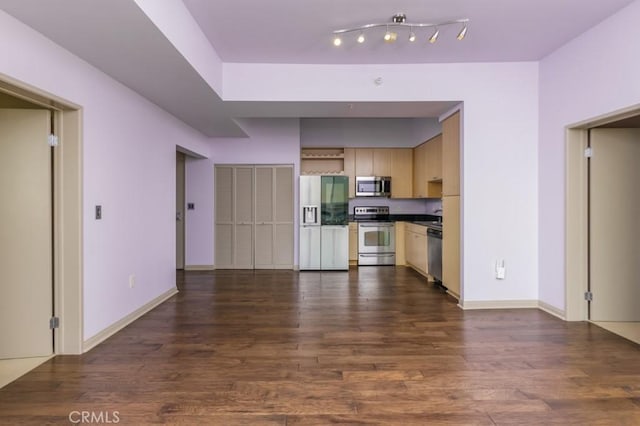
332,13,469,47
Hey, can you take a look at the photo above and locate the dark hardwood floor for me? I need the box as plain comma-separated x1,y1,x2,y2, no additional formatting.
1,267,639,425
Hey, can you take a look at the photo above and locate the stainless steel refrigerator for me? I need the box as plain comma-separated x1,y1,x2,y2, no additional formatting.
299,175,349,270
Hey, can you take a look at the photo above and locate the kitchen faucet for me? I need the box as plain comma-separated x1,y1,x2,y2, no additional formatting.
433,207,443,222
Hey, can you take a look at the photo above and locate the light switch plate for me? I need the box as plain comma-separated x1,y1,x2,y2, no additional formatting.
95,205,102,220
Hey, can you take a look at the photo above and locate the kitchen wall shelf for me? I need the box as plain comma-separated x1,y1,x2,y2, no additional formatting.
301,148,345,175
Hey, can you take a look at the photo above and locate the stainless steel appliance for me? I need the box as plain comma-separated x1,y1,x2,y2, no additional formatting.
299,175,349,270
355,206,395,266
355,176,391,197
427,225,443,282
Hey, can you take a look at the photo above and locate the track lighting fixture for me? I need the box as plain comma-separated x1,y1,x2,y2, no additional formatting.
332,13,469,46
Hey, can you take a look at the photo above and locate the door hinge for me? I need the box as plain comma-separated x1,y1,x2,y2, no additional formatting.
49,317,60,329
584,147,592,158
584,291,593,302
47,134,59,147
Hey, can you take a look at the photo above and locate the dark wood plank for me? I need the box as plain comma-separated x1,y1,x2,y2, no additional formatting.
0,267,639,424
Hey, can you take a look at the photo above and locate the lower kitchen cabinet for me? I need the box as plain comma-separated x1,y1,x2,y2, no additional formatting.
405,223,428,277
442,196,460,298
348,222,358,263
394,222,405,266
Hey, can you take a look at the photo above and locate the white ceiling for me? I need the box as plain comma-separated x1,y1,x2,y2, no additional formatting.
182,0,636,64
0,0,635,136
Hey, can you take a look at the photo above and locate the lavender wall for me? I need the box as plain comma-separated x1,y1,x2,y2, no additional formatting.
538,0,640,311
224,62,540,304
300,118,440,148
208,118,300,264
0,10,212,340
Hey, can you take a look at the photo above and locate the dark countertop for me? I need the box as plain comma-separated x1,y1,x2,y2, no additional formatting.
349,214,441,223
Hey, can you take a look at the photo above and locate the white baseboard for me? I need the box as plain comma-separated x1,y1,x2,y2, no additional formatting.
82,287,178,353
459,299,568,320
184,265,215,271
538,301,566,320
460,299,539,310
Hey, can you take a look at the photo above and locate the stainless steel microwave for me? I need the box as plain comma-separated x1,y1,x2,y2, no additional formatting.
355,176,391,197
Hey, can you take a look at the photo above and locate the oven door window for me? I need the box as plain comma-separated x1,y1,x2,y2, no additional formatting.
363,229,390,247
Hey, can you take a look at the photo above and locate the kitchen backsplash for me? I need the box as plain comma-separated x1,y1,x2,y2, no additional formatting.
348,197,443,216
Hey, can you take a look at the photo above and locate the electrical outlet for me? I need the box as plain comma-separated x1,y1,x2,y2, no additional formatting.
129,274,136,288
495,260,506,280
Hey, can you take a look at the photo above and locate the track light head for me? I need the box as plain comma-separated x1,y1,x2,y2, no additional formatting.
457,25,467,40
429,28,439,44
409,28,416,42
333,36,342,47
384,31,397,43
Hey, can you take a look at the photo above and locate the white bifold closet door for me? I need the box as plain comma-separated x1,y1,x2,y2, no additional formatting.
215,165,293,270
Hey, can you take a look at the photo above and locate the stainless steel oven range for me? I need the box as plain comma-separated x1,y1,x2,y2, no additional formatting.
354,206,395,266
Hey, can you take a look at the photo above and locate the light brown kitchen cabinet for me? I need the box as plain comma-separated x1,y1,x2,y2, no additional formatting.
390,148,413,198
426,135,443,182
442,195,460,298
373,148,392,176
413,135,442,199
394,222,406,265
343,148,356,198
348,222,358,263
442,111,460,196
355,148,374,176
412,142,427,198
404,222,428,277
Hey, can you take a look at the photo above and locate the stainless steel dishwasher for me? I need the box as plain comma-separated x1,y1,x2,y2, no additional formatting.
427,226,442,283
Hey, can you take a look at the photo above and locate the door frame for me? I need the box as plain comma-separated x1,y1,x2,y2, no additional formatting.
0,74,83,354
565,104,640,321
176,152,186,270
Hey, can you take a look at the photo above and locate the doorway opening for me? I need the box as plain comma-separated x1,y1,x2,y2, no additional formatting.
0,75,83,387
176,151,186,270
565,105,640,344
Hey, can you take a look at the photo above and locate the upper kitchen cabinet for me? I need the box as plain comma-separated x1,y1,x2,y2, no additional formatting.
413,135,442,199
426,135,443,182
372,148,392,176
300,148,345,175
343,148,356,198
390,148,413,198
442,111,460,196
413,141,427,198
355,148,374,176
306,147,413,198
368,148,412,198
